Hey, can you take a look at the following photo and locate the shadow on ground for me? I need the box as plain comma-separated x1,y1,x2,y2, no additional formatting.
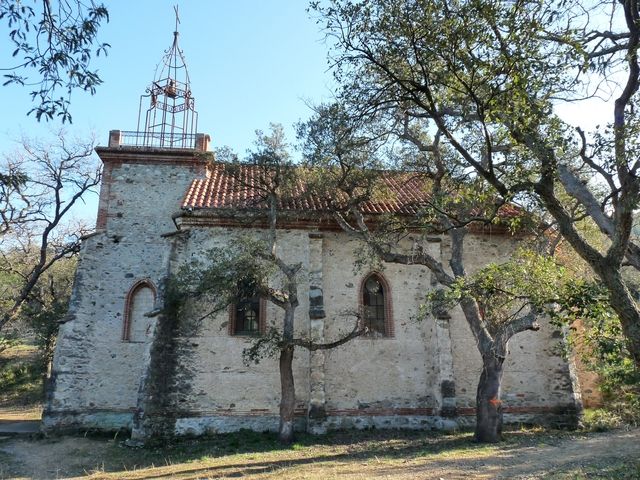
1,427,638,479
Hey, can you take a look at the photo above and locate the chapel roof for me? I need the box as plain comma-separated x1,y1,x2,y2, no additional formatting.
183,164,428,215
181,163,521,219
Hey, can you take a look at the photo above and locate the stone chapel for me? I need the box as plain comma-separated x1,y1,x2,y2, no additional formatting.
42,26,582,440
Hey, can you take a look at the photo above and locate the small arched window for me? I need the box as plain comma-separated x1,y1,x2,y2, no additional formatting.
123,280,157,342
229,296,266,336
228,278,267,336
228,279,266,336
360,272,393,337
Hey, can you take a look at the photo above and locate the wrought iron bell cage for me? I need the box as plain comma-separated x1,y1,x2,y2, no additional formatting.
136,25,199,149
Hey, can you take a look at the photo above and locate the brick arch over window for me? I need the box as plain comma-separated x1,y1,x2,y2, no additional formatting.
122,279,157,341
359,272,394,338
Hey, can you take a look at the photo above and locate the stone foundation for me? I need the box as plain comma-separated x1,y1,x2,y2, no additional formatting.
42,406,580,436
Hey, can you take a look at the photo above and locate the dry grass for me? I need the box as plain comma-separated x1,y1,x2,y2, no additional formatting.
2,427,638,480
2,429,503,480
0,407,42,421
0,344,43,419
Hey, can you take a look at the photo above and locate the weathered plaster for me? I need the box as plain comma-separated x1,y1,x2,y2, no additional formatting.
44,149,582,438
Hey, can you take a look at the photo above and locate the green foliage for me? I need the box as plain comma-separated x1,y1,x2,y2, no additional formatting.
0,361,38,391
298,103,389,207
241,327,283,365
298,101,536,243
169,125,307,380
583,400,640,430
0,0,110,122
0,169,28,197
22,298,66,372
314,0,586,138
313,0,640,374
247,124,292,169
581,408,625,432
424,249,566,329
225,123,299,203
546,280,640,424
0,252,75,379
169,236,276,319
165,234,287,359
554,281,638,388
0,343,42,408
0,331,17,355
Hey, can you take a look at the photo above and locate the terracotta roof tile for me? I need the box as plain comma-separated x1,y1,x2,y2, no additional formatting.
182,164,430,215
181,164,523,221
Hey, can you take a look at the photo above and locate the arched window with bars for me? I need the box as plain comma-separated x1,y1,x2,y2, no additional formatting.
360,272,394,337
228,279,266,336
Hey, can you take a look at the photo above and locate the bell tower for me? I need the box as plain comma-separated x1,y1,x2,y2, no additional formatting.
136,6,198,148
95,6,210,231
105,5,209,151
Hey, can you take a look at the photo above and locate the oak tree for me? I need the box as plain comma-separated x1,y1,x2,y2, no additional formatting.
169,125,364,444
312,0,640,370
1,0,110,122
298,103,569,442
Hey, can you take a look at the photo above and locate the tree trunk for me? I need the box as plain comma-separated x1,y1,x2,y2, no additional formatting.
597,267,640,371
537,180,640,371
475,352,505,443
279,344,296,443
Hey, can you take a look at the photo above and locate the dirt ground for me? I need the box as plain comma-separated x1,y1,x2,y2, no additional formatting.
0,427,638,480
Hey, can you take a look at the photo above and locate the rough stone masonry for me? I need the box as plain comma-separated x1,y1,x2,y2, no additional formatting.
42,132,582,439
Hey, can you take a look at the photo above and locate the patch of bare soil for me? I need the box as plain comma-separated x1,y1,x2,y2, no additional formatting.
399,428,640,479
0,428,638,480
0,436,114,479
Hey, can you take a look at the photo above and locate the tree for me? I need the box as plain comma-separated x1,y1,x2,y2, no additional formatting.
550,278,640,422
298,104,568,442
0,0,110,122
0,251,76,391
0,131,101,334
169,125,364,443
311,0,640,370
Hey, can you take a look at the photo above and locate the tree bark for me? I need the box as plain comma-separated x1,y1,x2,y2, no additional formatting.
278,344,296,444
596,267,640,370
535,178,640,371
474,351,506,443
334,217,541,442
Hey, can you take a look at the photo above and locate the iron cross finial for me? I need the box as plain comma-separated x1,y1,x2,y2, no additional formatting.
174,5,180,32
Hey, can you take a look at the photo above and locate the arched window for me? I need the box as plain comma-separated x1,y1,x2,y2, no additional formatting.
360,272,393,337
229,296,266,336
123,280,157,342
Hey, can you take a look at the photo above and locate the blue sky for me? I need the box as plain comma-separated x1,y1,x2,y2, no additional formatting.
0,0,619,227
0,1,335,155
0,1,618,155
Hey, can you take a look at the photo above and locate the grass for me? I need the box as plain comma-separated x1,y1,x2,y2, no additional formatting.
581,407,625,432
544,460,640,479
2,426,631,480
0,343,43,419
51,429,506,479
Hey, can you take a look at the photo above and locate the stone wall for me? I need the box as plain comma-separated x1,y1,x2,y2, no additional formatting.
166,227,312,436
320,233,442,430
43,149,205,432
44,147,581,436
